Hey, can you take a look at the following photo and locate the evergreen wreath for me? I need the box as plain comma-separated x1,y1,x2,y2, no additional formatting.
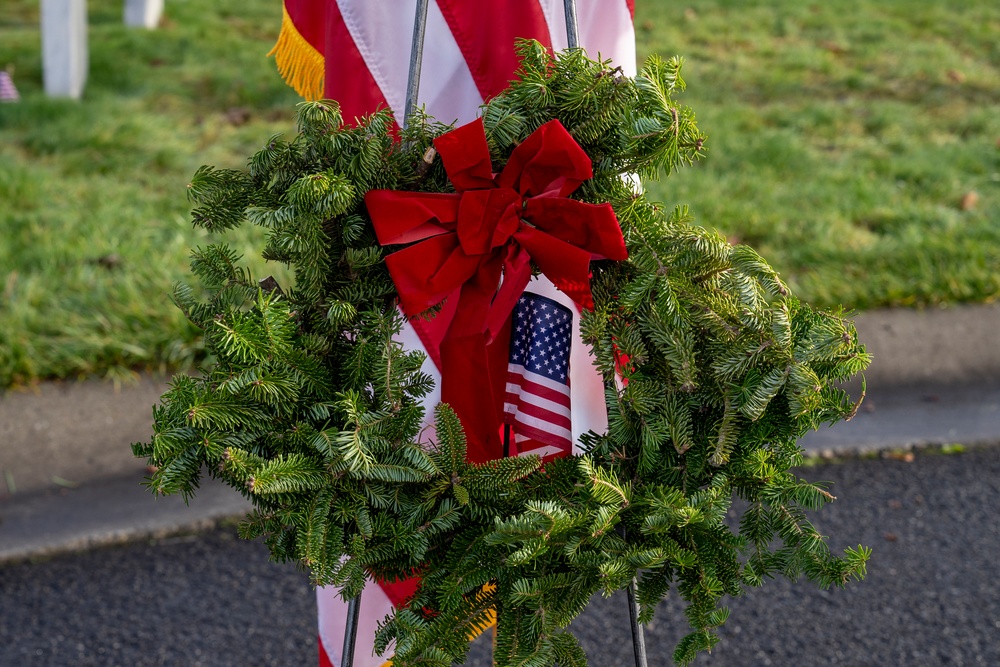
134,41,872,666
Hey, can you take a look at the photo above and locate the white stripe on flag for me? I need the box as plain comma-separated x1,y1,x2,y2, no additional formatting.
538,0,637,76
334,0,484,126
509,411,573,443
395,308,442,446
535,0,562,48
504,386,571,422
421,0,484,125
334,0,412,115
577,0,637,76
506,364,574,395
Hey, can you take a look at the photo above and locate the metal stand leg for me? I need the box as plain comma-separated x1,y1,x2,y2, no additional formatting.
492,622,499,667
563,0,580,49
403,0,430,130
626,577,648,667
342,593,362,667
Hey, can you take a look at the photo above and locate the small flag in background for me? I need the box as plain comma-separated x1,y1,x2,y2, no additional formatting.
504,292,574,460
0,70,19,102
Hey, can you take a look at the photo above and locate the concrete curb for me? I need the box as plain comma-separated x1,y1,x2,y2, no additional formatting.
843,302,1000,390
1,303,998,562
0,471,251,566
800,382,1000,454
1,374,168,497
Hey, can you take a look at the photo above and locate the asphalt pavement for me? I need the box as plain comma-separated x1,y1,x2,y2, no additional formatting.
3,446,998,667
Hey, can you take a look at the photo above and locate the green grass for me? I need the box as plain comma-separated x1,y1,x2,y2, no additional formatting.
635,0,1000,309
1,0,999,387
0,0,299,387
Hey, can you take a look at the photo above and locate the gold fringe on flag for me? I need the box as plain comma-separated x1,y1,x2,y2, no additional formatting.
267,3,325,101
381,585,498,666
467,583,498,640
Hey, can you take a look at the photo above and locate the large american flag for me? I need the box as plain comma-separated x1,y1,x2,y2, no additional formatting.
289,3,637,664
274,0,636,130
504,292,574,460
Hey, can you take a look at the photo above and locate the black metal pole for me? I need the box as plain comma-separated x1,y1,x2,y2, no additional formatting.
341,593,362,667
563,0,580,49
626,577,649,667
620,524,649,667
403,0,430,130
503,423,512,459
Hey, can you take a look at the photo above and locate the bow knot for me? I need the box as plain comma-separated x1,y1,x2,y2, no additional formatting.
457,187,522,255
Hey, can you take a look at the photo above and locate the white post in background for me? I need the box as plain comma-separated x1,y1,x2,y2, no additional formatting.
123,0,163,29
41,0,88,99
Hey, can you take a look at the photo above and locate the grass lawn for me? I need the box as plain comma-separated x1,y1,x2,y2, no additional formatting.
1,0,999,387
636,0,1000,310
0,0,299,387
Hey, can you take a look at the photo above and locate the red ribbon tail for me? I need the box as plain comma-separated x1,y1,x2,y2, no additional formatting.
439,261,511,463
483,244,532,344
440,333,508,463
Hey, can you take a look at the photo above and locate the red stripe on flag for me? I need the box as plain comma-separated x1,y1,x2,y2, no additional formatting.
505,397,572,430
506,372,572,407
435,0,552,101
324,0,397,130
625,0,635,20
510,420,572,451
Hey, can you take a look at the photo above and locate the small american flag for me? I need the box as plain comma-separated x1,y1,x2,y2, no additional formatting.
504,292,574,459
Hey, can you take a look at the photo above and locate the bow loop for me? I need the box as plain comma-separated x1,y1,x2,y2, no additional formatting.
523,198,628,261
367,191,459,246
433,119,495,191
497,119,593,198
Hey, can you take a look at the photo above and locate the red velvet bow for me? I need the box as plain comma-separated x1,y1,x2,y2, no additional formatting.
365,118,627,461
